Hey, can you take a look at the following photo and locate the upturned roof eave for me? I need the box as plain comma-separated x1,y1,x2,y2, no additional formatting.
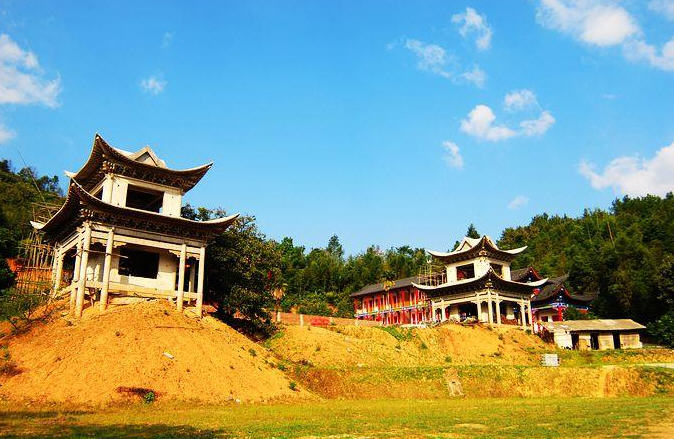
68,134,213,192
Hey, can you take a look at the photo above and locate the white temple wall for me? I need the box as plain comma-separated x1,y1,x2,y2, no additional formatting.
444,257,513,284
108,175,183,217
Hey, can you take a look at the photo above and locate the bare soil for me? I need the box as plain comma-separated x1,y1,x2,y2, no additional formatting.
0,300,305,405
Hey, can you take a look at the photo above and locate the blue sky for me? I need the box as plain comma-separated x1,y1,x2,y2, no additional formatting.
0,1,673,255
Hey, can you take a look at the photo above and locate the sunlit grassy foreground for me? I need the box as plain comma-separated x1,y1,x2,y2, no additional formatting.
1,397,673,438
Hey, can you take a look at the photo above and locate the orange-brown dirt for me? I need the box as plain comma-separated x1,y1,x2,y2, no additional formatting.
268,323,548,367
0,300,306,405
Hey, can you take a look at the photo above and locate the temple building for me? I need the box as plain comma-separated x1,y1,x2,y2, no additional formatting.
351,277,430,325
413,236,547,330
33,134,238,317
510,267,595,322
352,236,548,330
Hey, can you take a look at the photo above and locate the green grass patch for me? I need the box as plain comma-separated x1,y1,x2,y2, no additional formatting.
0,397,672,438
375,326,415,341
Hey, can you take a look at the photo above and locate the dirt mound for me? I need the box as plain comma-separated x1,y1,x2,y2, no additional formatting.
0,300,304,405
268,323,547,368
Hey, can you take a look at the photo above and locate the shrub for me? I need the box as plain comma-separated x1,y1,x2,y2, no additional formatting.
277,363,287,372
420,341,428,350
143,391,156,404
248,348,257,357
648,311,674,348
289,381,297,391
444,355,452,363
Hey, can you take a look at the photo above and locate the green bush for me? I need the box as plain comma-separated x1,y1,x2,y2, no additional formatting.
143,391,156,404
289,381,297,391
648,312,674,348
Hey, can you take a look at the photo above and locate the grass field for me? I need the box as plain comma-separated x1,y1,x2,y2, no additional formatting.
1,397,673,438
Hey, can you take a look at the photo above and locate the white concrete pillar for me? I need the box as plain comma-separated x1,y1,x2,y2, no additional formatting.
99,228,114,311
520,299,527,330
53,248,64,294
196,246,206,316
177,243,187,311
70,234,82,310
487,296,494,324
527,299,533,331
75,224,92,318
495,296,502,325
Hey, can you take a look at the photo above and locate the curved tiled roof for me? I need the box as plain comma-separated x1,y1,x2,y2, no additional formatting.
34,181,238,242
66,134,213,193
427,236,527,264
349,276,418,298
413,268,547,298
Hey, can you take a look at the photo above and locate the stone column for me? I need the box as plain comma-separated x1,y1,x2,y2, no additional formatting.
70,234,83,310
99,228,114,311
196,246,206,316
520,299,527,330
177,243,187,311
487,294,494,325
75,223,92,318
495,295,502,325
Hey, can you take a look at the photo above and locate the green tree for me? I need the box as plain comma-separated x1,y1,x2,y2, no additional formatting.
204,215,281,335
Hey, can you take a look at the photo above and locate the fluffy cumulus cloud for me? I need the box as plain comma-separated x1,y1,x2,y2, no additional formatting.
460,105,517,142
623,38,674,71
140,75,167,95
504,89,538,112
508,195,529,210
441,141,464,169
519,111,556,136
451,7,493,50
537,0,674,72
460,102,555,142
0,34,61,108
579,142,674,196
649,0,674,21
404,39,487,86
536,0,639,47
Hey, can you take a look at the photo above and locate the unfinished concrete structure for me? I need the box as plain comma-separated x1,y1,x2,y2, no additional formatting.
413,236,548,330
33,134,238,317
542,319,645,350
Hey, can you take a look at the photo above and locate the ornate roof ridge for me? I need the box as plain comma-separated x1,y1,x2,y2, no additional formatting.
65,134,213,193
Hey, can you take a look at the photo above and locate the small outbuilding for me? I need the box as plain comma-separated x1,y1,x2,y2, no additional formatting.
542,319,645,350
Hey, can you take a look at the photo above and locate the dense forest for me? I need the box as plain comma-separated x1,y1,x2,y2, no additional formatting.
0,159,672,345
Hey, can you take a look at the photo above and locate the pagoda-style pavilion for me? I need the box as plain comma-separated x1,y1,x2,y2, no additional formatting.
413,236,547,330
511,267,595,322
33,134,238,317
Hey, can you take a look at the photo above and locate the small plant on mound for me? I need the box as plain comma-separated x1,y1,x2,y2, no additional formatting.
143,391,156,404
289,381,297,391
377,326,414,341
444,355,452,363
248,348,257,357
420,341,428,350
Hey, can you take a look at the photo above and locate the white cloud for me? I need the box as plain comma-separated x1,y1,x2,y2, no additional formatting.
519,111,556,136
0,123,15,144
0,34,61,107
460,104,555,141
649,0,674,21
161,32,174,48
504,89,538,112
579,142,674,196
536,1,674,72
405,39,452,78
623,38,674,71
441,141,463,169
508,195,529,210
404,39,487,86
451,7,493,50
461,66,486,87
536,0,640,47
460,105,517,142
140,76,167,95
